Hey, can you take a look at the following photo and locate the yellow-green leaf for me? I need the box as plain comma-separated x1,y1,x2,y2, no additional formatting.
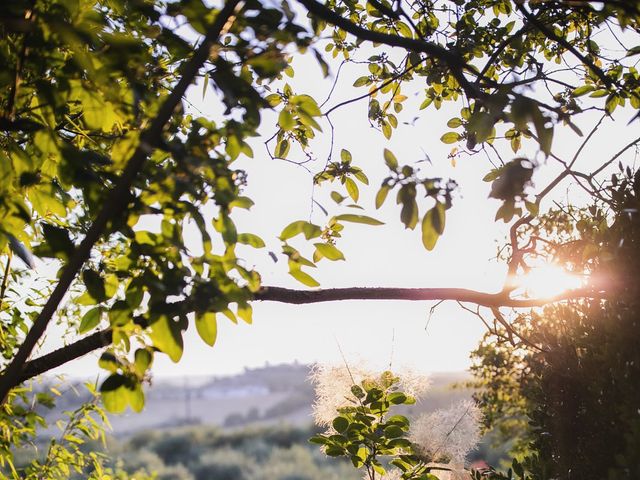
440,132,460,144
196,312,217,346
278,109,295,131
345,177,359,202
289,268,320,287
238,233,266,248
314,243,345,261
335,214,384,225
149,315,183,362
79,307,102,334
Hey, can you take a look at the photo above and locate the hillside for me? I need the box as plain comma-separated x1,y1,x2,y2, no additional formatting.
44,364,472,435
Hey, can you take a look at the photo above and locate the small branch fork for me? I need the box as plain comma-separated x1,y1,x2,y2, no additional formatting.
12,285,602,385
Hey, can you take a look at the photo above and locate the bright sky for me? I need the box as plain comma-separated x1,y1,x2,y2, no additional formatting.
43,17,640,382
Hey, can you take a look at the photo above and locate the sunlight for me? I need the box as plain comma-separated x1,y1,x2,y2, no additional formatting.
519,265,585,299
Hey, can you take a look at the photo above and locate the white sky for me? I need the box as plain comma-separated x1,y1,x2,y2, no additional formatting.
41,18,640,381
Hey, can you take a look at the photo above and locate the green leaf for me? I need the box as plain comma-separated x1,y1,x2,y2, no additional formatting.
331,191,346,204
134,349,153,377
353,76,370,87
325,446,345,457
375,184,390,208
309,435,329,445
314,243,345,261
387,392,408,404
108,301,132,327
421,204,445,251
149,315,184,362
384,425,404,438
525,200,539,217
400,198,418,230
382,122,392,139
127,382,145,413
333,416,350,433
275,139,290,158
100,374,128,413
289,268,320,287
230,196,255,210
238,233,266,248
125,285,144,309
196,312,217,346
440,132,460,144
280,220,322,240
386,415,410,427
98,352,120,373
626,45,640,56
83,269,106,302
265,93,282,106
589,89,609,98
383,149,398,170
215,213,237,245
278,109,295,131
572,85,594,97
345,177,359,202
353,171,369,185
483,166,505,182
79,307,102,334
41,223,74,259
237,302,253,324
335,214,384,225
433,202,446,234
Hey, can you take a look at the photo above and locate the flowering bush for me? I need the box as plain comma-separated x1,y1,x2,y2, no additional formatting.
309,365,481,480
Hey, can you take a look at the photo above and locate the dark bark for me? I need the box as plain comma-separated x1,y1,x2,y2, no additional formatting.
15,285,600,384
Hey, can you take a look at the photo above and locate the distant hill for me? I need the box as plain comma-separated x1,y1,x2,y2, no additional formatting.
42,363,473,435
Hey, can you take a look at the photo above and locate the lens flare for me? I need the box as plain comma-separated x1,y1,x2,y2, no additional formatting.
520,265,584,298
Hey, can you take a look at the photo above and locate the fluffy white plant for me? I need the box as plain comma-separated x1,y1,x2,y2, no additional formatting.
410,400,482,465
309,363,431,427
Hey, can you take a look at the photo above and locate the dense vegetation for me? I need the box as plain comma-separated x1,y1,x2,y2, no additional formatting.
470,174,640,479
13,421,508,479
12,424,358,480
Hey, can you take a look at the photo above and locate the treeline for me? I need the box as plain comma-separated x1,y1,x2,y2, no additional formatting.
115,425,357,480
11,420,509,478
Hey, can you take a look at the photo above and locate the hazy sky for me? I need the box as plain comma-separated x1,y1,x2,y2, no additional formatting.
41,20,639,381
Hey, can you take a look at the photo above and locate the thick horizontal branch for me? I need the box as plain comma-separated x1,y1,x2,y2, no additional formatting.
17,330,112,384
255,286,599,307
17,285,601,384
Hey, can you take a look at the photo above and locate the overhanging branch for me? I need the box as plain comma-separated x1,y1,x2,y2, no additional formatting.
16,285,602,384
255,286,598,307
0,0,243,403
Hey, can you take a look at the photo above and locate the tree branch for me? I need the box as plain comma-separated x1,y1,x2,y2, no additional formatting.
16,285,602,384
255,285,599,307
324,58,419,115
295,0,483,99
0,0,243,402
17,329,113,384
516,4,613,89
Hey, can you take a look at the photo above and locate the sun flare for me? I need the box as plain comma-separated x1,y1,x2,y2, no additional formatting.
519,265,584,299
